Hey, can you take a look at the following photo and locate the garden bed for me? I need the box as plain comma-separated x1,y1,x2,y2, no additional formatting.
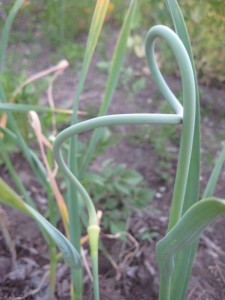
1,3,225,296
0,52,225,298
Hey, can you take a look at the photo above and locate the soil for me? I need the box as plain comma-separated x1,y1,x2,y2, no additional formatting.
1,27,225,300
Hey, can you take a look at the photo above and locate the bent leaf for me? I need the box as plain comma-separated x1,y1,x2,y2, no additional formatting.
0,178,81,269
156,197,225,300
29,111,69,237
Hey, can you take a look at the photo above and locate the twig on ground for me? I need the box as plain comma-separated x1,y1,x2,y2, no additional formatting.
15,270,50,300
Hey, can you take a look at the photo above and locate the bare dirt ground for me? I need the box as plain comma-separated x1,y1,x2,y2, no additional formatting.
0,31,225,299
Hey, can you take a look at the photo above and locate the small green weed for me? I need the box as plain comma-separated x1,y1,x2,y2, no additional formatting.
85,159,154,234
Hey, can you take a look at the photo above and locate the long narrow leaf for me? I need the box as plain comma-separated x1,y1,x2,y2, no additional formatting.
79,0,137,177
0,103,73,114
164,1,201,299
157,197,225,300
0,177,81,269
203,144,225,198
165,0,200,228
71,0,110,122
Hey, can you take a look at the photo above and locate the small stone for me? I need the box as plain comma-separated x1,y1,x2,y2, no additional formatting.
155,192,162,199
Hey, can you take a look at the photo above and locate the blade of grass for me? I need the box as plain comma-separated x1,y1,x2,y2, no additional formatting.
164,1,201,299
203,144,225,198
0,177,81,269
68,1,110,298
79,0,137,177
156,197,225,300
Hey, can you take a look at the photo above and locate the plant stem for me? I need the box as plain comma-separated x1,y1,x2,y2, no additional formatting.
88,225,100,300
68,136,82,300
65,1,109,297
48,189,57,299
49,243,57,299
145,26,196,230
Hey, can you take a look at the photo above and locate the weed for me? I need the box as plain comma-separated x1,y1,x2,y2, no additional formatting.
86,159,154,234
